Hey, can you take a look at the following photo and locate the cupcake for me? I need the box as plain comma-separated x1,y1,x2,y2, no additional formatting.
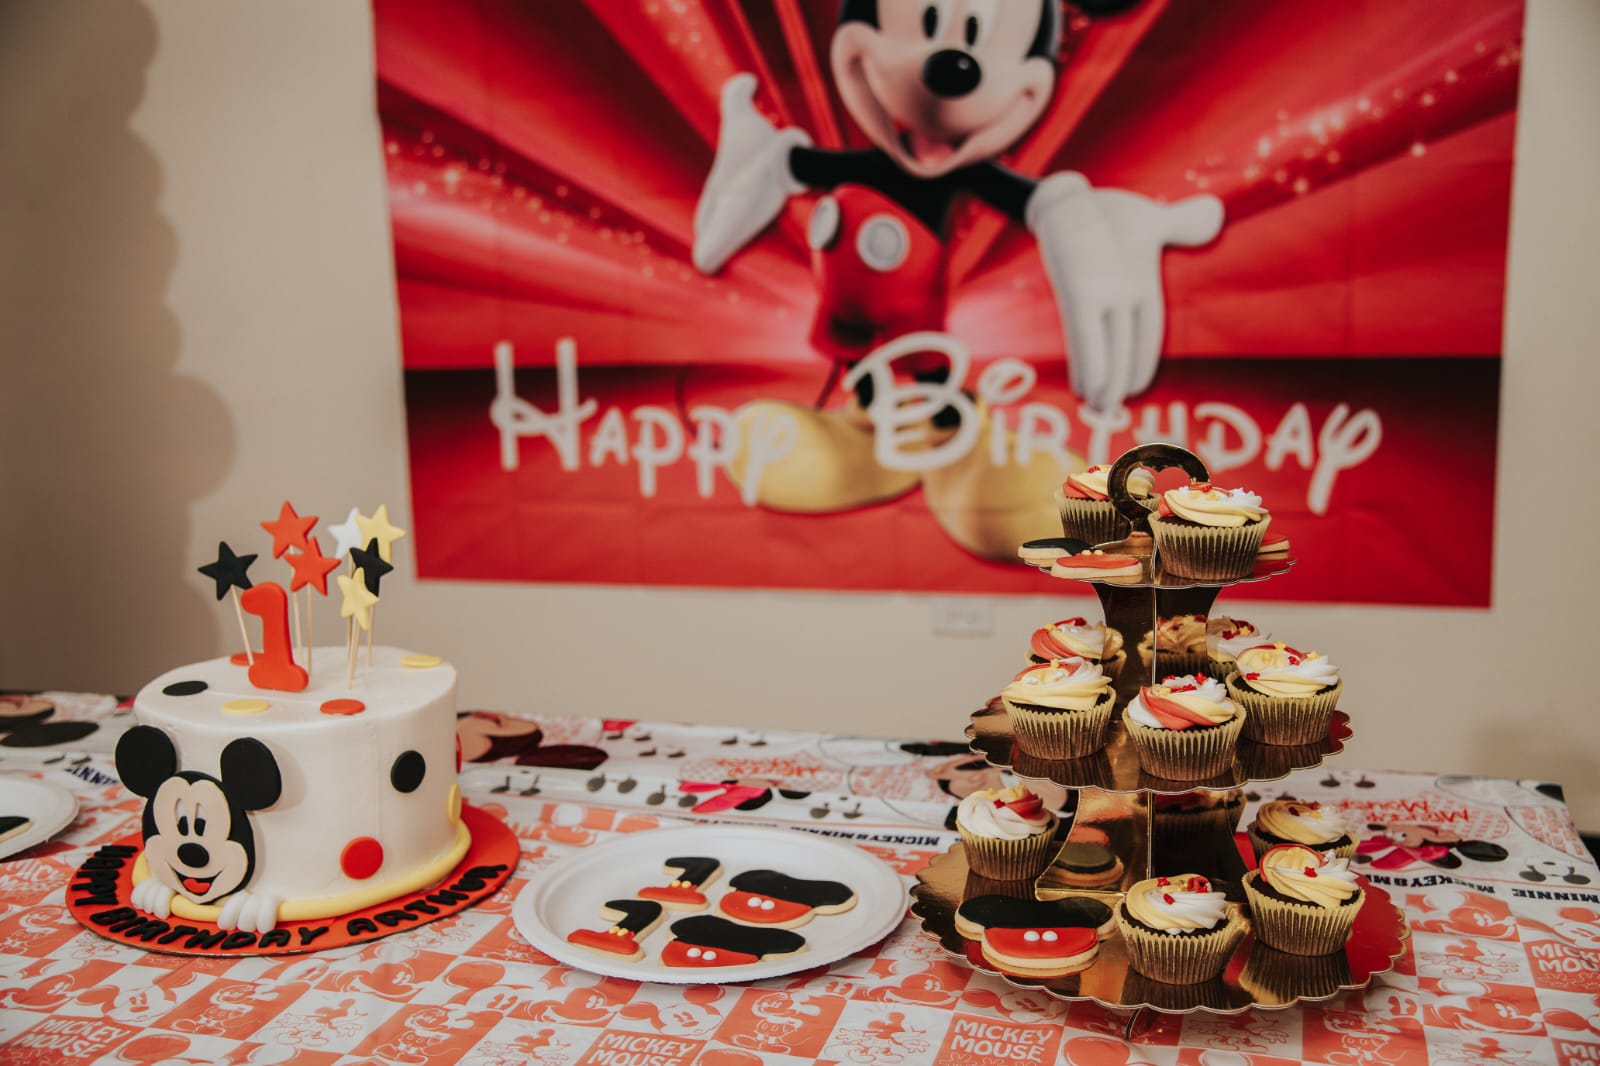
1001,658,1117,759
1243,844,1364,956
1054,464,1155,544
1136,613,1209,679
1151,483,1268,580
1123,675,1244,781
1224,643,1343,745
1115,873,1246,983
1028,617,1126,680
1206,615,1271,680
956,785,1060,881
1246,799,1358,864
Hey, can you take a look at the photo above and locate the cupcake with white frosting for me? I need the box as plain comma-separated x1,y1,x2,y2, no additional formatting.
1115,873,1247,984
1243,844,1365,955
1123,675,1244,781
1224,643,1343,745
1053,464,1155,545
1028,617,1126,680
1206,615,1270,680
1151,483,1268,579
1246,799,1357,863
956,785,1060,881
1000,658,1117,760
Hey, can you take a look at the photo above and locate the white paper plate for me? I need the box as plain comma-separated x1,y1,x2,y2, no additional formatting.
512,825,908,983
0,773,79,861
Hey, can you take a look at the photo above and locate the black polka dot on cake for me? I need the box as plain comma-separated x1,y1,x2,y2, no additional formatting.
162,680,208,697
390,750,426,793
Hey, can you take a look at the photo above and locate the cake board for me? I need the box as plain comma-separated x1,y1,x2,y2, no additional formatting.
66,803,516,957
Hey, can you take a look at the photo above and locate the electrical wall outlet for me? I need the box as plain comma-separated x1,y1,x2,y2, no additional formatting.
930,597,994,637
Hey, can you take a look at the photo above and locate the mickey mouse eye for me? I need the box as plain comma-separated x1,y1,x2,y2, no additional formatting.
175,798,188,836
964,14,979,46
922,4,939,39
193,803,206,836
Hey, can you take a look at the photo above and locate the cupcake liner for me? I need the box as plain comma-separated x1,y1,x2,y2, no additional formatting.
1239,942,1354,1004
1137,647,1210,684
1005,691,1116,760
1206,655,1240,681
1152,517,1266,580
1115,905,1247,984
1246,826,1359,865
1124,709,1245,781
959,820,1062,881
1243,872,1364,955
1225,676,1343,745
1054,491,1133,546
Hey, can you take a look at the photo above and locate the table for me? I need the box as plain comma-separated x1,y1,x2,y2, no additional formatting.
2,693,1598,1065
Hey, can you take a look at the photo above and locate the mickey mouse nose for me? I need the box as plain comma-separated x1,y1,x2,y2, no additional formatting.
178,842,210,868
922,49,982,98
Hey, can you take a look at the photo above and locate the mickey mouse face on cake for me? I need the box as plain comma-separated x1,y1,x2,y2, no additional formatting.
115,725,281,905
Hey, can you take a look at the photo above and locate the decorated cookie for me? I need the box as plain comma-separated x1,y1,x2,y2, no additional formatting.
566,898,666,962
954,894,1116,942
1017,536,1092,565
955,895,1106,977
638,856,723,911
0,815,32,844
662,915,807,967
716,869,856,928
1049,549,1142,581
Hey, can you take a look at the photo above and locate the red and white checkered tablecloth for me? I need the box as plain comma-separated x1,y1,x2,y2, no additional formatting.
1,698,1597,1065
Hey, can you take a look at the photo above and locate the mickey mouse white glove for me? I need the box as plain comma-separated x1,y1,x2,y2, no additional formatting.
131,876,176,919
1027,172,1224,412
692,74,811,274
217,890,283,933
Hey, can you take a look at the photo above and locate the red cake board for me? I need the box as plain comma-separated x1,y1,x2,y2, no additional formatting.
66,804,516,957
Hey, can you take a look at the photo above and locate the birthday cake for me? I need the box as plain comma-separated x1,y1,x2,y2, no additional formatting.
116,646,465,932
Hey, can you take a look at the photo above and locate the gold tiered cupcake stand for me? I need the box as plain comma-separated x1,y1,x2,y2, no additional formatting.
909,444,1408,1014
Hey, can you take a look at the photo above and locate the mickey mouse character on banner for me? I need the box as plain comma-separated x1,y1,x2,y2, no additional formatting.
693,0,1222,558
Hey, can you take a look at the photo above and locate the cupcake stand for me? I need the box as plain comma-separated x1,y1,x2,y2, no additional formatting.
909,444,1408,1015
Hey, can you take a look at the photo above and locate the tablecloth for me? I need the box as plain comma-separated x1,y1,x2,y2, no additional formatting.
1,693,1597,1066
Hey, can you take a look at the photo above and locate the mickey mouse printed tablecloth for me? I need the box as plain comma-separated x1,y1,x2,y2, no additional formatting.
0,698,1596,1065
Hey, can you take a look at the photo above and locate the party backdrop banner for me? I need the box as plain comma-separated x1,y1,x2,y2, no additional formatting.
373,0,1520,605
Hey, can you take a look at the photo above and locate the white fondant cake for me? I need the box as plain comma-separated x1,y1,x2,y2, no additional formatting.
117,646,465,931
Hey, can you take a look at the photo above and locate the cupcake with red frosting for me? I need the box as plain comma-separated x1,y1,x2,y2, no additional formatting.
1151,482,1268,580
1224,643,1343,745
1205,615,1270,680
1116,873,1246,984
1123,675,1244,781
1000,658,1117,759
1244,844,1365,955
1054,464,1155,545
956,784,1060,881
1246,799,1357,864
1027,617,1126,680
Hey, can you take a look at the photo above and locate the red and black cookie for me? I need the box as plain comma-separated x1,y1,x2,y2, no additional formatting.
661,915,806,968
716,869,856,929
954,895,1109,977
565,898,665,962
638,856,723,910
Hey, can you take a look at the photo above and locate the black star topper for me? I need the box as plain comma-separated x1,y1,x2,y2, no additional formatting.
349,538,395,595
198,541,256,601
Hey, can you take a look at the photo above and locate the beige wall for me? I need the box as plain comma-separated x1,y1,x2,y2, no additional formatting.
3,2,1597,828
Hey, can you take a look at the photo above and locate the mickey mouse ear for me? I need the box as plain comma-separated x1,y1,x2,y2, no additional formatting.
114,725,178,799
220,737,282,811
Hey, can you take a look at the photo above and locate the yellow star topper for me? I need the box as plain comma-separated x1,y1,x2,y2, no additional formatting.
355,504,407,563
338,569,380,630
